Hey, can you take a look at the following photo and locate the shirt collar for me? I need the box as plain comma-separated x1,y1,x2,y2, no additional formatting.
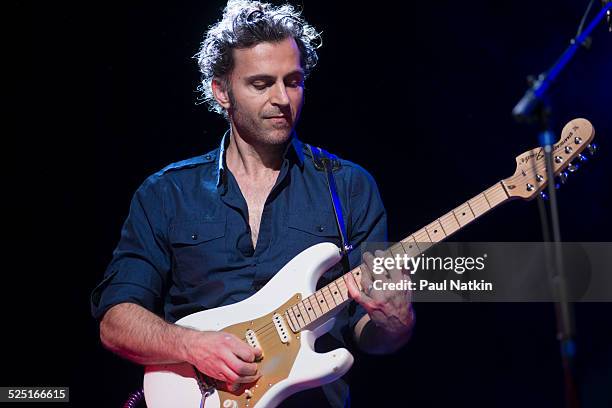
215,130,305,187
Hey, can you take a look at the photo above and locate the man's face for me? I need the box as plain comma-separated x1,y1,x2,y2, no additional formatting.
222,37,305,146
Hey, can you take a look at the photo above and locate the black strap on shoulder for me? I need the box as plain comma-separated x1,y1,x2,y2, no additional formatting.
307,144,353,257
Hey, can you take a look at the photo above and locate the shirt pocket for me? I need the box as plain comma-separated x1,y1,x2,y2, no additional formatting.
285,210,342,252
169,218,227,287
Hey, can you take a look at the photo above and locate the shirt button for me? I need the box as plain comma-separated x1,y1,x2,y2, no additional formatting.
191,233,198,240
204,154,211,160
318,225,325,232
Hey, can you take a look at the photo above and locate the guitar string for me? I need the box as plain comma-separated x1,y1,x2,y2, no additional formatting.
223,148,587,376
240,147,584,341
239,186,509,341
238,179,551,342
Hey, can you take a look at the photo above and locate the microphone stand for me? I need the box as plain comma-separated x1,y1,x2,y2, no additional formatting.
511,3,611,408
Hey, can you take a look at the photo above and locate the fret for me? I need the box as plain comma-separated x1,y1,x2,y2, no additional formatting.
329,281,345,304
303,298,317,321
400,237,420,257
439,212,460,236
468,195,489,217
339,278,350,300
425,220,446,242
323,286,338,306
308,294,323,317
287,307,300,331
485,183,508,206
453,203,475,226
388,242,406,257
314,290,330,314
351,266,364,291
482,191,491,207
297,302,312,325
292,304,306,327
465,201,477,218
335,278,349,301
413,229,433,252
413,229,430,243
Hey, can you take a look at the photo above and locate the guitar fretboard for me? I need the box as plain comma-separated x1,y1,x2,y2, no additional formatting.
284,182,510,332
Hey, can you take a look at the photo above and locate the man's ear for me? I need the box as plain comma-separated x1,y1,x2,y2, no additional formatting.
211,78,231,110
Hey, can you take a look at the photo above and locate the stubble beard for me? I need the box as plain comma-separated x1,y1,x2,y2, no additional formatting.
228,90,300,147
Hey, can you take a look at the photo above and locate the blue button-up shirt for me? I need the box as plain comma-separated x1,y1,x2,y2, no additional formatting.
91,133,387,407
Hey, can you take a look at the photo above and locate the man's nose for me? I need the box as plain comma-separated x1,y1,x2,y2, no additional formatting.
269,82,290,107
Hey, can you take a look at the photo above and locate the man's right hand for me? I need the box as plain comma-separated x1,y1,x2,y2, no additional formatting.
182,330,263,391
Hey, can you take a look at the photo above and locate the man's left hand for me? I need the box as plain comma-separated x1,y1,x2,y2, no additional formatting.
345,250,414,337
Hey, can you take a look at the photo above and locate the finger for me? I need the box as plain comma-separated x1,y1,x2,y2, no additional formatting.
231,342,261,363
218,362,261,385
344,271,372,304
381,249,405,282
224,333,264,363
375,249,397,280
363,251,387,283
226,352,259,377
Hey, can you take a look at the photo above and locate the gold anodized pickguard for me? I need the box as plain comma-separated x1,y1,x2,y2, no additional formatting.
215,294,303,407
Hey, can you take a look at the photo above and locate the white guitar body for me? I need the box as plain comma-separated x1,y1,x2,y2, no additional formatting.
143,242,354,408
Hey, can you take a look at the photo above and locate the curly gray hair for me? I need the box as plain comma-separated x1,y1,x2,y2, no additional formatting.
195,0,322,115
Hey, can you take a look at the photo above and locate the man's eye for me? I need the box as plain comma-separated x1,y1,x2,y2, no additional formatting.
287,79,304,88
252,82,268,90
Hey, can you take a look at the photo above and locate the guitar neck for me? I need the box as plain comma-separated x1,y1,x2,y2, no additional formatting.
285,182,510,332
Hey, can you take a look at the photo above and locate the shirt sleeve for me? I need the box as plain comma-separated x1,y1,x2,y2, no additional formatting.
90,176,171,320
344,163,388,333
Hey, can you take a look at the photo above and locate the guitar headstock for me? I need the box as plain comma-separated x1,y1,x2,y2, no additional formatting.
502,118,596,200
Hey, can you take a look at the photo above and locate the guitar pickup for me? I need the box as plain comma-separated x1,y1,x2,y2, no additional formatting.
273,313,291,344
245,329,263,360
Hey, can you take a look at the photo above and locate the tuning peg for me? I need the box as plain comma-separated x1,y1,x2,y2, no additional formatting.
578,153,588,162
559,171,569,183
567,162,579,173
587,143,598,155
540,191,549,200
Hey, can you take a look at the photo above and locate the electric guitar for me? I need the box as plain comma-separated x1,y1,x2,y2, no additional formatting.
143,118,596,408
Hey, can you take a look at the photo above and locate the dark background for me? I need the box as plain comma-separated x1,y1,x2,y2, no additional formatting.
9,0,612,407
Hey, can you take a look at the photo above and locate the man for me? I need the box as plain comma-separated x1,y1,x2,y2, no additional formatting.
91,1,415,406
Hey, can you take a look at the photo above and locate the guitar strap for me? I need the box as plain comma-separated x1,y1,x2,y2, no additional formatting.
306,144,353,271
